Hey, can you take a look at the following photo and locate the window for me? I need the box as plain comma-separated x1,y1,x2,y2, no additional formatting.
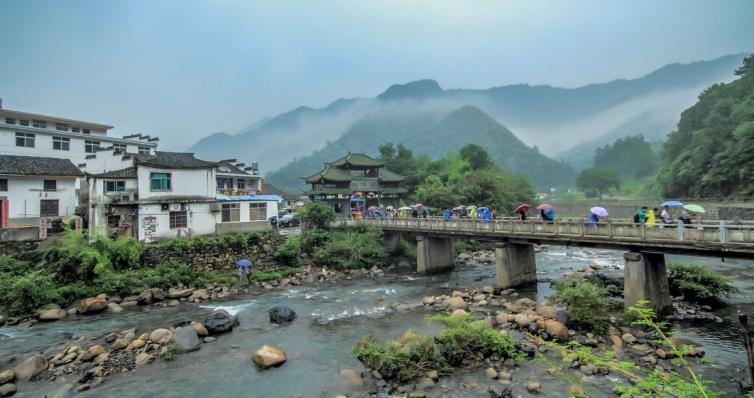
71,126,80,133
82,128,90,134
32,119,47,128
221,203,240,222
237,179,246,189
53,136,70,151
112,143,126,152
19,119,29,126
249,202,267,221
55,123,69,131
43,180,57,191
40,199,59,217
15,132,35,147
5,118,15,124
138,146,150,155
150,173,171,191
169,211,187,229
104,180,126,192
84,140,100,153
0,179,7,191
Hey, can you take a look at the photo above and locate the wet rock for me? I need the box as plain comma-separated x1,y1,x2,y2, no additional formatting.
192,322,208,337
203,336,216,343
13,355,47,381
485,367,498,379
655,348,668,359
127,339,146,351
204,309,239,334
488,385,513,398
253,345,287,369
170,327,201,353
268,306,297,324
338,368,363,386
451,309,469,318
422,296,436,305
544,320,569,341
93,352,109,365
0,370,15,385
78,297,108,314
415,376,435,389
448,296,467,310
39,308,66,321
569,384,586,397
515,298,536,308
167,288,194,299
526,381,541,393
0,383,16,397
149,328,172,344
81,345,107,362
482,285,495,294
514,314,531,328
621,333,637,344
111,337,133,351
107,303,124,313
610,335,624,351
189,289,209,301
135,353,153,367
498,370,512,381
426,370,438,380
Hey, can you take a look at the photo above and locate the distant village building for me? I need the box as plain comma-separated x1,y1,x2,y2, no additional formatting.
304,153,406,217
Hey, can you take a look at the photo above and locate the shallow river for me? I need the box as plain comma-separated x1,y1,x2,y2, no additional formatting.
2,248,753,397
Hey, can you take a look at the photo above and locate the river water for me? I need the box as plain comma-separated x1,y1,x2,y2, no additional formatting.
1,248,752,397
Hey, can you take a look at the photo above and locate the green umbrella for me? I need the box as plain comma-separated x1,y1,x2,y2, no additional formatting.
683,204,706,214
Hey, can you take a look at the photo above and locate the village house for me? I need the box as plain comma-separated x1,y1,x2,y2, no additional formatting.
304,153,406,217
214,160,280,235
0,155,84,229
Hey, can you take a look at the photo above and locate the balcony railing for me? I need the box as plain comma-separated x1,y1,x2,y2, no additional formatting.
216,188,255,196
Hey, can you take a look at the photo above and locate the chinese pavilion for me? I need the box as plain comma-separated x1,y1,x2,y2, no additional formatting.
304,153,406,216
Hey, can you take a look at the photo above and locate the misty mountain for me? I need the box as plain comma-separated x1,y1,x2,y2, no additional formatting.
266,105,574,190
188,53,747,182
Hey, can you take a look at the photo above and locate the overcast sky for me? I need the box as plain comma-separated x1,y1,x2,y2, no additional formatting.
1,0,752,149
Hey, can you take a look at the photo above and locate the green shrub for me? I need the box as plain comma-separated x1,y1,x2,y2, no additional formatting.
161,343,179,361
354,314,519,382
300,228,332,252
102,237,143,270
313,229,388,269
667,262,738,305
250,267,301,283
274,236,301,267
299,202,335,229
0,270,61,316
0,254,29,274
552,279,620,332
398,237,416,259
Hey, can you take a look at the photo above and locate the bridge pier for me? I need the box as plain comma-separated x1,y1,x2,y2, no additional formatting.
495,242,537,288
416,235,455,273
384,232,401,253
623,251,671,313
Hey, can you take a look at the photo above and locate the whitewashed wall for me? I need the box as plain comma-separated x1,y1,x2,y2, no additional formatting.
2,176,78,223
137,202,216,242
137,167,215,199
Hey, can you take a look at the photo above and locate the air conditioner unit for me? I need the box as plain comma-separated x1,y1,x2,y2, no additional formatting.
209,203,222,212
168,203,182,212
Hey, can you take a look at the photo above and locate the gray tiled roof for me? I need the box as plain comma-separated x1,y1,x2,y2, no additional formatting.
215,161,250,175
0,155,84,177
90,167,137,179
134,151,217,169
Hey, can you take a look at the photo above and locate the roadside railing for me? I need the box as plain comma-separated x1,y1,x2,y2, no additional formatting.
337,217,754,246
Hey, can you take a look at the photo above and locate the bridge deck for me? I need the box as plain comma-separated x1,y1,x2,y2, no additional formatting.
339,217,754,258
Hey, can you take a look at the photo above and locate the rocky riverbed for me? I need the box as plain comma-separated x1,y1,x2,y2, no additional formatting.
0,247,752,397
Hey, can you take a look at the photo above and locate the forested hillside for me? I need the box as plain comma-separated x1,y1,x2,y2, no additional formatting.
657,56,754,198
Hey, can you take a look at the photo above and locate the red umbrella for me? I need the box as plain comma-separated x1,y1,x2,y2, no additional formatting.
514,204,531,213
536,203,554,210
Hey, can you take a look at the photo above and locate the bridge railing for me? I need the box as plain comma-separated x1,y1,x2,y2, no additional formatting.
339,217,754,246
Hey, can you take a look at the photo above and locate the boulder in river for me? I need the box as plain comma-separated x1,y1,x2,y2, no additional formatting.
204,309,239,334
39,308,66,321
78,297,108,314
338,368,363,386
448,296,466,310
544,320,569,341
268,306,297,324
170,327,201,353
192,321,208,336
81,345,107,362
168,288,194,299
189,289,209,301
0,383,16,397
252,345,287,369
0,370,15,384
149,328,173,344
13,355,47,381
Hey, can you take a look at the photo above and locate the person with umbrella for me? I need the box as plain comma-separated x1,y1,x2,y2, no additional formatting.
515,204,530,220
588,206,608,227
661,206,673,224
237,258,252,285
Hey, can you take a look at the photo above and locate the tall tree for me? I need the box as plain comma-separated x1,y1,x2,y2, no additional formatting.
593,135,659,178
459,143,494,170
576,167,621,199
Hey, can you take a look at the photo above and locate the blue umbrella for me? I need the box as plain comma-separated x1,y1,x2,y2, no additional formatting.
661,200,684,207
237,259,252,268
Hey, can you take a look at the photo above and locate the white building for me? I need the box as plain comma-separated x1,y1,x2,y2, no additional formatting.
0,108,158,163
84,151,280,242
0,154,84,228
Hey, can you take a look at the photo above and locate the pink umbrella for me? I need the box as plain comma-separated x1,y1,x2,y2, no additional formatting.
590,207,608,217
536,203,554,210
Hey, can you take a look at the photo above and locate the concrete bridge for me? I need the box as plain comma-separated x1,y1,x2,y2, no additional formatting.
338,217,754,312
